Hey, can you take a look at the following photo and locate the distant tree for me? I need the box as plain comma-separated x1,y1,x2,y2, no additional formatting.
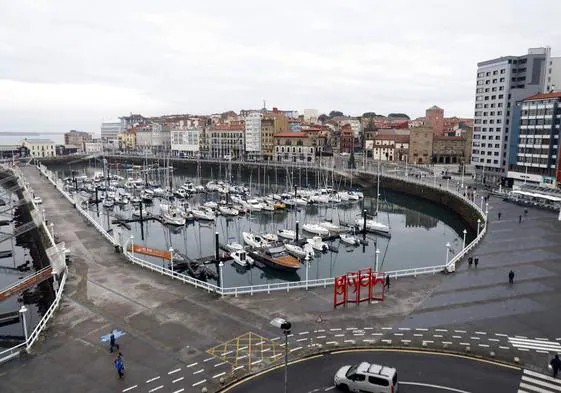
329,110,344,118
318,114,329,123
388,113,410,119
361,112,377,118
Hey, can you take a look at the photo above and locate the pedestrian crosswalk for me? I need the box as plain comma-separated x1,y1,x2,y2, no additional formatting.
518,369,561,392
509,336,561,353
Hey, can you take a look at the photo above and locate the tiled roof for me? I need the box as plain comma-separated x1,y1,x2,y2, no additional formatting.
524,91,561,101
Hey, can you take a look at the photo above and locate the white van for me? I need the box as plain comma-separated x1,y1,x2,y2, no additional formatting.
334,362,398,393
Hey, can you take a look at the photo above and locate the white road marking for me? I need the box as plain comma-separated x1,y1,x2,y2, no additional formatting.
213,371,226,379
454,330,467,333
495,333,508,337
435,329,448,332
393,333,404,336
381,327,393,330
290,346,303,352
239,346,248,350
415,328,428,331
299,331,309,335
475,331,487,335
172,389,184,393
145,376,160,384
433,334,443,338
335,334,345,337
233,365,245,371
172,377,184,384
344,340,356,344
193,369,204,375
488,338,500,342
442,341,453,345
509,337,561,353
414,334,424,337
317,329,326,333
297,338,308,342
168,368,181,375
330,328,342,331
452,335,462,339
122,386,138,392
400,381,471,393
326,341,338,345
186,362,198,368
214,361,227,367
470,337,481,340
515,335,528,339
499,346,510,350
203,357,214,362
398,327,411,331
221,350,233,356
317,335,326,339
192,379,206,387
478,344,490,348
459,343,469,346
364,327,373,331
346,327,357,331
262,348,271,353
324,386,336,391
148,386,163,393
238,355,248,360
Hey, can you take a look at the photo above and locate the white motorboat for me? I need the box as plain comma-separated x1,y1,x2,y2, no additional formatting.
319,221,344,233
203,201,218,210
339,233,360,246
162,210,186,226
306,236,329,252
224,242,244,252
302,223,329,236
355,218,390,234
230,195,244,204
175,188,189,199
277,229,297,240
218,205,239,216
285,243,307,259
192,207,216,221
152,187,165,196
294,197,308,206
242,232,269,248
303,243,316,258
195,185,206,193
309,194,330,204
103,198,115,208
231,250,254,267
33,196,42,204
262,233,278,242
261,203,275,212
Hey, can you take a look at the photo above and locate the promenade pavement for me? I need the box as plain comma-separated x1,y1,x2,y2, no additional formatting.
1,165,560,393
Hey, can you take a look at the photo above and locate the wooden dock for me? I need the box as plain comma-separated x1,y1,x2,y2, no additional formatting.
0,266,53,301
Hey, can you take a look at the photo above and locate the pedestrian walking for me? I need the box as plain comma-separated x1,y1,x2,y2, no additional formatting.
474,257,479,268
508,270,515,285
384,275,390,289
114,353,125,378
519,215,522,224
109,332,120,353
551,354,561,378
498,212,502,220
468,256,473,267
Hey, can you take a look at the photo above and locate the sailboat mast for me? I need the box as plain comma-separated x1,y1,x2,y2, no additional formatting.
376,156,380,215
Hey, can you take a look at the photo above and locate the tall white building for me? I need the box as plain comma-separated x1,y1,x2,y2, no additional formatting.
171,127,201,157
100,119,122,141
471,47,559,185
243,111,262,160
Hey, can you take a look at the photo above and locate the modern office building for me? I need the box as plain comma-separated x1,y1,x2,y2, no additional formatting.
243,111,262,160
171,127,201,157
507,91,561,188
471,47,559,185
100,119,122,141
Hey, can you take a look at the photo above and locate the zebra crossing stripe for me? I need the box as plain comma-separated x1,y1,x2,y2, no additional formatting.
509,337,561,353
518,369,561,393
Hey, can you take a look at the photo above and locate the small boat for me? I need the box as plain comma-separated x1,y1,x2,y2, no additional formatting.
319,221,344,233
224,242,244,252
262,233,278,242
162,210,186,226
192,207,216,221
242,232,270,248
302,223,329,236
174,188,189,199
249,246,301,272
231,250,254,267
355,218,390,234
103,198,115,208
285,243,307,259
203,201,218,210
294,197,308,206
273,201,286,210
306,236,329,252
218,205,239,216
261,203,275,212
141,190,154,203
33,196,43,204
303,243,315,258
246,201,263,212
277,229,297,240
339,233,359,246
152,187,166,197
131,207,142,217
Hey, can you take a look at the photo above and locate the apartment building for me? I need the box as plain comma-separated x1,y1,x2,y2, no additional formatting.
209,124,245,160
100,119,122,141
471,47,559,185
64,130,92,150
22,138,56,158
273,132,316,163
171,127,201,157
508,91,561,187
243,111,262,160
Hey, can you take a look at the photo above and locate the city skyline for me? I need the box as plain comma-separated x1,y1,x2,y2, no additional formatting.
1,0,560,134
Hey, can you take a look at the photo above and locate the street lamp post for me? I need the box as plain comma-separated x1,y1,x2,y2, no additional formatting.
461,163,465,189
480,196,484,210
485,202,489,217
375,248,380,272
445,242,452,265
304,254,310,291
49,222,54,239
477,219,481,236
130,235,134,257
19,305,29,346
218,261,224,294
462,229,467,250
169,247,174,277
271,318,292,393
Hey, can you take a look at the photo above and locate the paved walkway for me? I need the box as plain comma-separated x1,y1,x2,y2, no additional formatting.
1,165,560,392
0,166,445,393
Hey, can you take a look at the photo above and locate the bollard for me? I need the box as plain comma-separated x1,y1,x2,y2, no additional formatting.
422,341,427,347
490,351,495,358
201,387,208,393
219,377,225,385
465,346,470,353
514,357,520,364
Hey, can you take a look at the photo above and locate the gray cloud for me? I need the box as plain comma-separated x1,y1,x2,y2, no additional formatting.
1,0,560,134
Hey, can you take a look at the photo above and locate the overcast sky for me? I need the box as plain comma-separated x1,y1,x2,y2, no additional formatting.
1,0,560,135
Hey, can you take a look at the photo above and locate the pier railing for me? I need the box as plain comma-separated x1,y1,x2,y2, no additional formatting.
0,164,68,364
34,161,487,298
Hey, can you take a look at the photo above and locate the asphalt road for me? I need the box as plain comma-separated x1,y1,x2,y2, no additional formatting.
224,350,521,393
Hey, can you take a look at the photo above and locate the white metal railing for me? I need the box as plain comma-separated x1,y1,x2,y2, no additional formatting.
35,162,488,297
0,165,68,364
